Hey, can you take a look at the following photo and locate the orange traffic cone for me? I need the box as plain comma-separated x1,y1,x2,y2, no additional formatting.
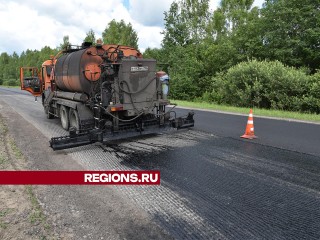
241,109,257,139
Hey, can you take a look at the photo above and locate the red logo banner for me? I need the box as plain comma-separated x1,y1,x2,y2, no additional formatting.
0,171,160,185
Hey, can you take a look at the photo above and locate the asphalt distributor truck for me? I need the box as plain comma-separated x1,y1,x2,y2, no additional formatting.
20,42,194,150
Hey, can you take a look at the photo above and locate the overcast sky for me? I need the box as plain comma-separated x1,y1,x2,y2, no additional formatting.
0,0,264,55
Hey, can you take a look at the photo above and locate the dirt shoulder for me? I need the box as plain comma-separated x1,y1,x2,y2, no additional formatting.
0,100,172,240
0,115,65,239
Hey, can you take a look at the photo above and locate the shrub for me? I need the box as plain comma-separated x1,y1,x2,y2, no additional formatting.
207,60,318,113
4,79,19,86
168,45,204,100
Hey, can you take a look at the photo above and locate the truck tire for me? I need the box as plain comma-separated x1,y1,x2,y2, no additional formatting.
45,106,54,119
69,109,80,132
60,105,69,130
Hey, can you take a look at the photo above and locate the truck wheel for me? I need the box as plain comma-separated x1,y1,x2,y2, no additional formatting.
60,105,69,130
45,106,54,119
69,109,80,132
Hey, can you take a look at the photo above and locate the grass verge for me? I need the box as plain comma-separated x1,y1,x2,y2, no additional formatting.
171,100,320,123
9,139,23,159
0,114,52,238
26,186,49,228
0,156,7,165
0,85,20,88
0,209,13,229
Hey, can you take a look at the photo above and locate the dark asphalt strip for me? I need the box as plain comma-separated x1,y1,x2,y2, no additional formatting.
175,108,320,157
114,133,320,239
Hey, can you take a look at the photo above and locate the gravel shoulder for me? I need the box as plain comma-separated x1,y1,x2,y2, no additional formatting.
0,101,172,240
0,113,62,239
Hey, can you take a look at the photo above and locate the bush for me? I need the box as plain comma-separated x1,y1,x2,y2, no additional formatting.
167,45,204,100
4,79,19,86
0,79,3,85
207,60,319,113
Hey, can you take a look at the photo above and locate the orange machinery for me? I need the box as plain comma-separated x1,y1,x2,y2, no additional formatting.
20,42,194,150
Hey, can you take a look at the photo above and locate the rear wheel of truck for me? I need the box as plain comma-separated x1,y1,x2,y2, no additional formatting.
60,105,69,130
69,109,80,132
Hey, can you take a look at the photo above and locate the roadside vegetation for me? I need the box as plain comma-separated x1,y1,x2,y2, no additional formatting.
172,100,320,123
0,0,319,116
145,0,320,115
0,79,20,86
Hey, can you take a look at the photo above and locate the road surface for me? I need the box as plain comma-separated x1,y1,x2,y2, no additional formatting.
1,86,320,239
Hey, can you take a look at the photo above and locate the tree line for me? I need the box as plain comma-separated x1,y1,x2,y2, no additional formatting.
143,0,320,113
0,20,138,86
1,0,319,113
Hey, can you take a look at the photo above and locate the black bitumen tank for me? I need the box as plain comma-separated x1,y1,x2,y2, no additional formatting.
55,47,102,95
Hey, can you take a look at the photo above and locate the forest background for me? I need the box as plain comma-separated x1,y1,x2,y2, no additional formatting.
0,0,319,113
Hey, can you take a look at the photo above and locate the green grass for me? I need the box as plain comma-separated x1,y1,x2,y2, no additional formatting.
0,208,12,229
9,139,23,159
0,118,8,166
4,86,20,88
171,100,320,123
0,221,7,229
26,186,51,233
0,155,7,165
0,78,20,87
26,186,47,225
0,208,12,217
0,85,20,88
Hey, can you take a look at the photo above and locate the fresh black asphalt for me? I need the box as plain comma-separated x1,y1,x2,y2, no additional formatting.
176,107,320,156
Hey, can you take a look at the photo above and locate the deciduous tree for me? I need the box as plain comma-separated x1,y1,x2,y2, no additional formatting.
260,0,320,72
84,29,96,45
102,20,138,49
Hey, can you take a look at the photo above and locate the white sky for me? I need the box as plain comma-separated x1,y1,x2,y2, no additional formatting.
0,0,265,55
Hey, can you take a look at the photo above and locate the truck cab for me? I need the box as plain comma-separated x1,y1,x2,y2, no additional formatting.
20,58,55,97
20,67,42,96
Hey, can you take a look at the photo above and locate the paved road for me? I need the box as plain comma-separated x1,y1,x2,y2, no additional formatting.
1,86,320,239
175,107,320,156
